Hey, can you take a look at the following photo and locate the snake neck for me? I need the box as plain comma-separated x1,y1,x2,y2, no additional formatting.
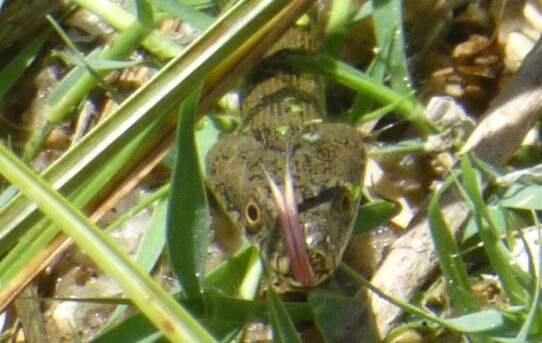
241,9,325,134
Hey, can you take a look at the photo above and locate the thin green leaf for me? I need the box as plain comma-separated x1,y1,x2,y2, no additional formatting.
53,51,143,70
93,245,259,343
308,289,369,342
47,15,123,101
135,199,168,269
266,286,302,343
349,15,393,122
350,1,372,23
428,171,478,315
134,0,154,27
167,87,209,299
43,18,151,124
460,155,529,305
204,244,261,298
100,195,170,334
286,54,431,132
149,0,215,30
445,310,509,333
352,200,397,236
195,117,220,176
371,0,412,95
355,90,416,124
73,0,183,58
92,313,160,343
322,0,352,58
367,139,425,155
177,0,213,8
0,144,216,343
340,263,515,336
512,220,542,342
0,29,51,97
501,183,542,210
92,246,309,342
0,0,295,258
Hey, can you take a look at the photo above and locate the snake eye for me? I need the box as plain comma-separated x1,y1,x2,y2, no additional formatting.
337,188,355,218
244,199,262,233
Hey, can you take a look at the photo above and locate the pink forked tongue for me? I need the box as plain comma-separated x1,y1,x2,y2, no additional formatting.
262,162,315,285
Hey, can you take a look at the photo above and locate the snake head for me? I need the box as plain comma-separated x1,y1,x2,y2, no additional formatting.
207,123,365,290
245,159,362,289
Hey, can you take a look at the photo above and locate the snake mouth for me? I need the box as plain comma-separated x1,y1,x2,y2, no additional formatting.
289,247,334,287
265,245,335,288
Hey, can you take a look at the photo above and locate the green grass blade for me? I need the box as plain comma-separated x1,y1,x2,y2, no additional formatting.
322,0,352,58
428,171,479,316
0,144,216,343
0,0,296,255
266,286,302,343
42,19,150,124
177,0,213,8
73,0,183,58
351,200,397,236
510,212,542,342
167,88,209,299
92,246,285,342
351,2,372,23
340,263,516,336
0,118,169,293
371,0,412,95
368,138,425,155
149,0,214,30
350,10,392,122
501,183,542,210
308,289,366,342
92,314,161,343
0,29,51,98
133,0,155,27
460,155,529,305
100,194,170,334
355,90,416,123
286,54,431,131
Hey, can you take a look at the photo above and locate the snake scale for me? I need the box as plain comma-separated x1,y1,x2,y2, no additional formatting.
206,5,366,289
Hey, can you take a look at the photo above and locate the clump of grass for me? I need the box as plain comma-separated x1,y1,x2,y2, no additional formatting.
1,0,539,342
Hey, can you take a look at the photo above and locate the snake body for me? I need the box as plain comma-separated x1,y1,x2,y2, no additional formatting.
206,8,365,289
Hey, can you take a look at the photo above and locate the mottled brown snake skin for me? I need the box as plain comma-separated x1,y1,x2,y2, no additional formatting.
206,6,366,290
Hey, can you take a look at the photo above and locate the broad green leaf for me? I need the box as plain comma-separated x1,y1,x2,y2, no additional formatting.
445,310,511,334
309,289,367,342
352,200,397,236
501,183,542,210
266,286,302,343
167,88,209,299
